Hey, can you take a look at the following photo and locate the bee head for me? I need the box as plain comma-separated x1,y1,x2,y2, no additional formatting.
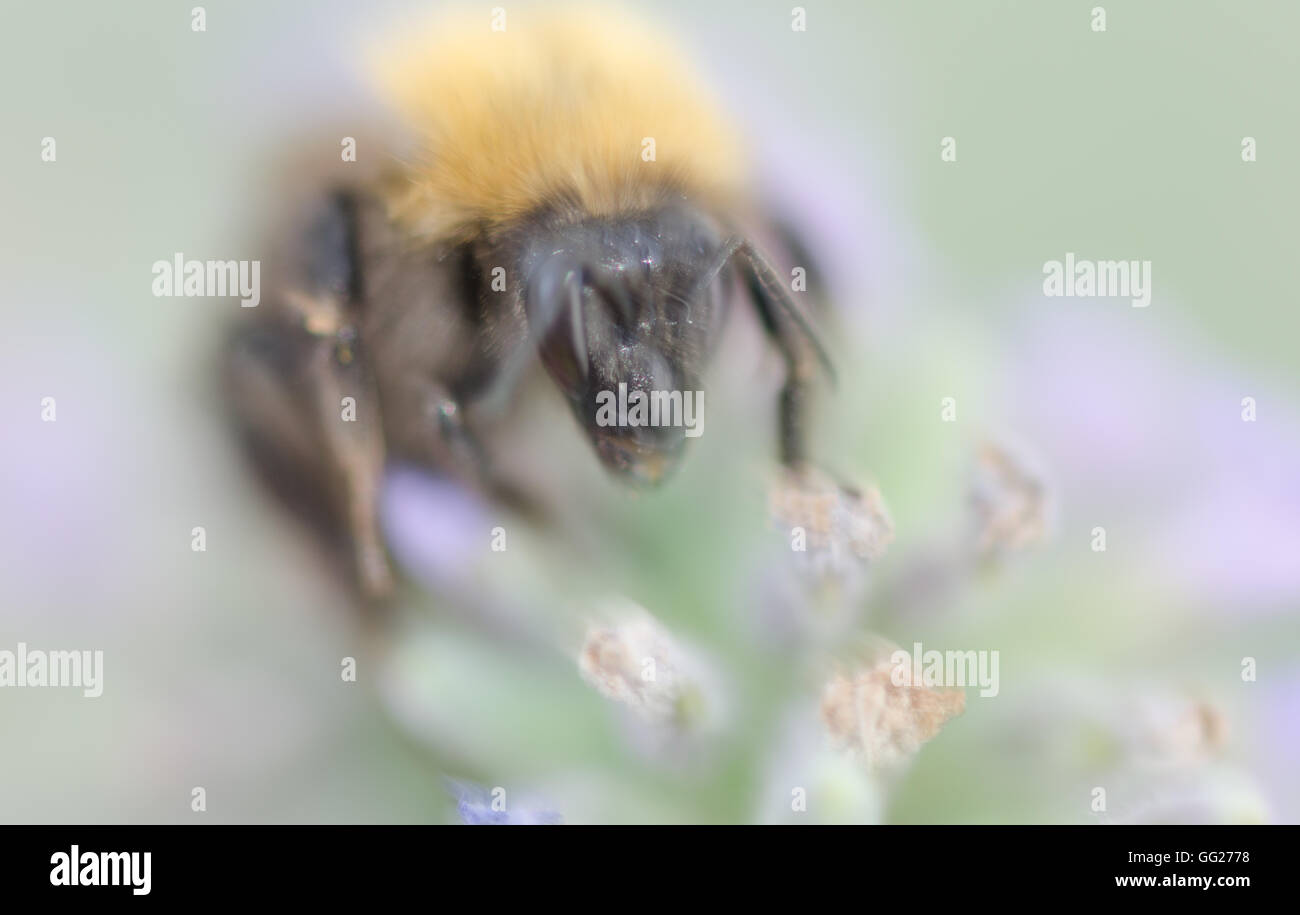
522,208,728,487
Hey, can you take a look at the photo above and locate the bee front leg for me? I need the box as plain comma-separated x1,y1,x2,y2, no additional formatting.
387,377,488,484
393,377,553,523
731,240,896,575
731,239,835,468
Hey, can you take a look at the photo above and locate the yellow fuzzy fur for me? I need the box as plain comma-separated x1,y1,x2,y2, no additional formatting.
370,5,747,242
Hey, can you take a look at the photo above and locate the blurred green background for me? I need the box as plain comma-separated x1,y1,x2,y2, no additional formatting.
1,0,1297,823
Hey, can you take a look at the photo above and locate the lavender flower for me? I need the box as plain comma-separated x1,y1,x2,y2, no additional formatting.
449,780,562,826
968,439,1050,559
820,651,966,771
578,605,717,733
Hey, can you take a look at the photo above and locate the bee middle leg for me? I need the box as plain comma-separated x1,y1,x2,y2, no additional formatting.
304,322,394,605
224,192,395,608
224,311,395,608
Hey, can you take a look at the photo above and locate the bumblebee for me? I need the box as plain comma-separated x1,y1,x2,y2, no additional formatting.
224,7,834,605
